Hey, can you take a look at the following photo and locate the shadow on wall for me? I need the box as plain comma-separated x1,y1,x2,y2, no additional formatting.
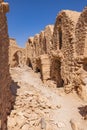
0,1,21,129
1,79,21,130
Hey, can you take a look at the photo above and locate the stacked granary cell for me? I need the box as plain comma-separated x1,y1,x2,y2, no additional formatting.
52,10,80,91
24,7,87,100
74,7,87,100
26,25,54,82
44,25,54,54
0,1,13,129
39,31,45,54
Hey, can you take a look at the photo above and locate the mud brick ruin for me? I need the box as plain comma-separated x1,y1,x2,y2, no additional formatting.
9,38,26,68
0,0,87,129
25,7,87,100
74,7,87,100
0,1,13,129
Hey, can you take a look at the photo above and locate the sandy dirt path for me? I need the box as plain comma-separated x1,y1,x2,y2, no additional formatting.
7,66,87,130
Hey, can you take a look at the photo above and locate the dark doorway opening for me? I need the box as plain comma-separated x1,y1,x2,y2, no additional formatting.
83,63,87,71
36,67,41,73
51,59,64,87
56,60,64,87
13,52,19,66
36,66,43,80
57,78,64,88
27,58,32,69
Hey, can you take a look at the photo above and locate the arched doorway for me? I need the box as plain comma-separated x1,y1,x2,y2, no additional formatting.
26,58,33,68
12,50,22,67
12,52,19,67
51,58,64,87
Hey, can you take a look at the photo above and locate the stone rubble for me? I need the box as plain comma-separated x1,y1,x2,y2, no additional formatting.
7,67,87,130
0,1,13,129
7,67,62,130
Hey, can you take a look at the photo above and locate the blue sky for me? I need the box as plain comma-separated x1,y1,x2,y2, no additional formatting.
5,0,87,47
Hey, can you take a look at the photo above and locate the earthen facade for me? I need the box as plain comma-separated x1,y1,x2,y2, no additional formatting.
74,7,87,100
25,7,87,100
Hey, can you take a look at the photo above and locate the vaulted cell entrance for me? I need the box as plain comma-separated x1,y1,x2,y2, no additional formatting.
51,58,64,87
26,58,33,69
11,50,22,67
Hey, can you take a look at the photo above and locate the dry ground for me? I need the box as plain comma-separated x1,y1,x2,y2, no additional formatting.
7,66,87,130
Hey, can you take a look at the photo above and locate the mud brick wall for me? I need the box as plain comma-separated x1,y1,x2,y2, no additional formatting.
26,37,34,59
25,25,53,81
52,10,80,90
75,7,87,56
25,7,87,100
9,38,26,67
26,37,37,70
33,34,40,57
44,25,54,54
39,31,46,54
0,1,13,130
74,7,87,101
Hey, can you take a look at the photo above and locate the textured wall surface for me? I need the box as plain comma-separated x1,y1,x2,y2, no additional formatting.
33,34,40,57
39,31,45,55
23,7,87,100
25,25,54,82
44,25,54,54
74,7,87,100
0,1,13,130
26,37,37,70
52,10,80,91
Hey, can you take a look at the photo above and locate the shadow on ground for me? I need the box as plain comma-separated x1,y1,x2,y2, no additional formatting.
1,80,20,130
78,105,87,119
